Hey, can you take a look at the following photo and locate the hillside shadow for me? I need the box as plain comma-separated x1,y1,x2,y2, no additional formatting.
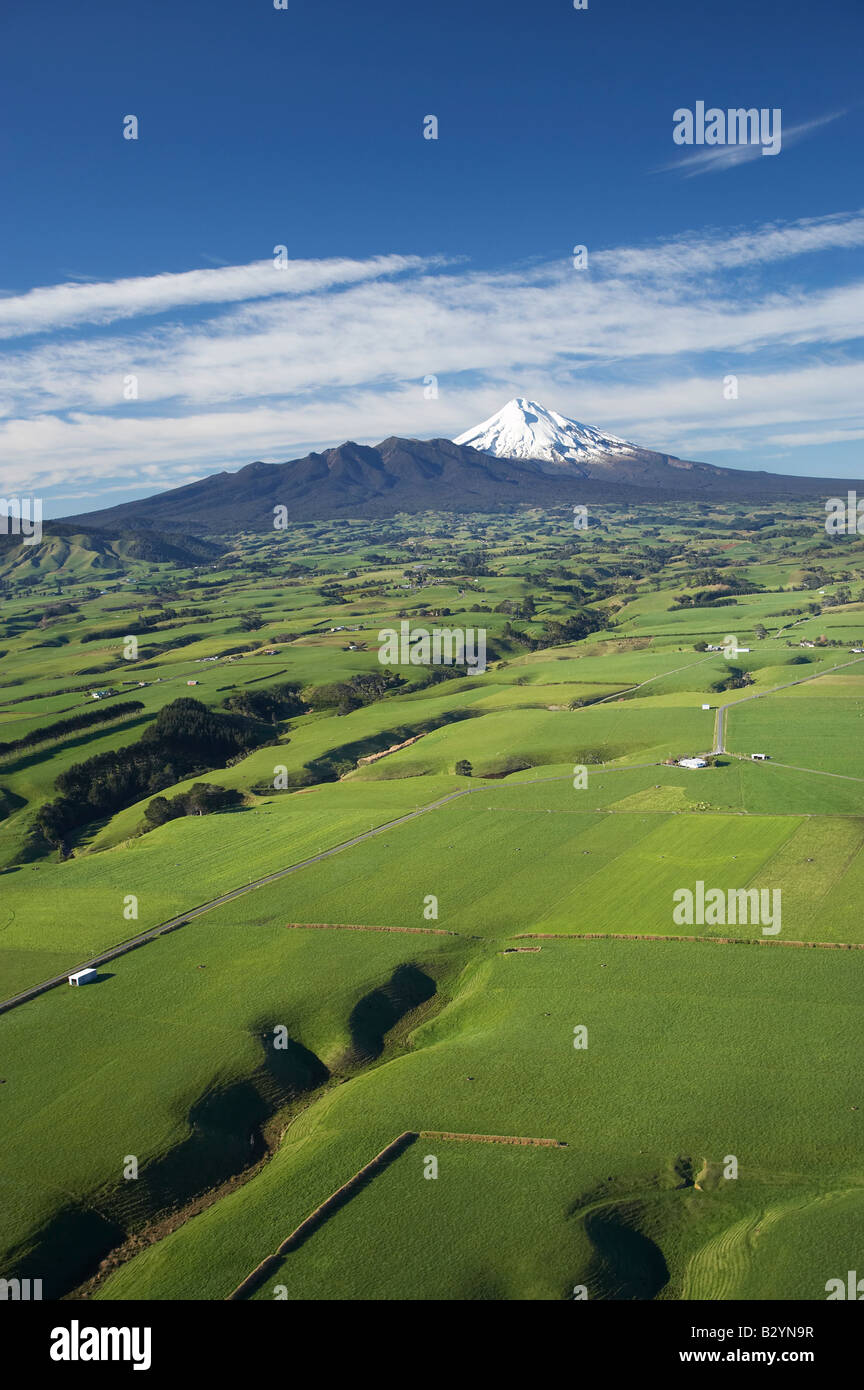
301,710,484,784
0,787,27,821
6,1035,329,1299
582,1202,670,1300
346,963,436,1063
4,1207,126,1301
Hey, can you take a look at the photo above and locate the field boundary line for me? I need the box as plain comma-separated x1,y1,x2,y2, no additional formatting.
514,932,864,950
420,1130,566,1146
583,652,718,708
225,1130,418,1300
475,761,662,789
224,1124,567,1299
729,755,864,785
284,921,457,937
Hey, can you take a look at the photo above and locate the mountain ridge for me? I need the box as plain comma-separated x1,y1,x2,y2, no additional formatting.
55,405,860,534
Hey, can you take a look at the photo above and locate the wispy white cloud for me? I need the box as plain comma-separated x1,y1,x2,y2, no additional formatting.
0,254,436,339
657,109,848,178
594,211,864,278
1,211,863,496
766,425,864,448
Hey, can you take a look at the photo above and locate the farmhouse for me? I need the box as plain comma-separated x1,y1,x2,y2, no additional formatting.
679,757,708,769
68,968,97,986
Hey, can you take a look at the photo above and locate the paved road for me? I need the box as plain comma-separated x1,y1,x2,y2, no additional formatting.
712,704,726,756
0,789,471,1018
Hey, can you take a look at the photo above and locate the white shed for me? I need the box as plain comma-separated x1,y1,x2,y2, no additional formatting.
68,967,98,986
679,757,708,770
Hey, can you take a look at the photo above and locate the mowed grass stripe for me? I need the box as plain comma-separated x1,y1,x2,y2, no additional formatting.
526,814,801,938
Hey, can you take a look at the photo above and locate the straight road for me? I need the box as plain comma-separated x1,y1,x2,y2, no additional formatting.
0,788,471,1017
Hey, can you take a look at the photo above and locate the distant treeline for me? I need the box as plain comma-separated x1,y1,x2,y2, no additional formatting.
80,614,163,643
34,698,273,852
670,596,737,610
143,781,243,831
222,681,306,722
303,670,405,716
670,584,762,610
396,664,479,696
138,632,206,657
79,606,210,642
500,610,606,651
0,700,145,758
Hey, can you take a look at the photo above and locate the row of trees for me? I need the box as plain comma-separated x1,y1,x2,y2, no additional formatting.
34,698,273,853
143,782,243,830
222,681,306,723
0,700,144,758
303,669,405,715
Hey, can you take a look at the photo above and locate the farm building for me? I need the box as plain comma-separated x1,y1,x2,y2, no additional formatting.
68,968,97,986
679,757,708,770
751,753,769,761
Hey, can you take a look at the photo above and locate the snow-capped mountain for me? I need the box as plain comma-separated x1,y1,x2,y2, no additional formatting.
454,398,637,467
62,399,856,536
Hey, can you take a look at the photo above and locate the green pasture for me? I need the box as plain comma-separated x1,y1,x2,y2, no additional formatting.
90,940,864,1301
3,501,864,1302
0,778,457,994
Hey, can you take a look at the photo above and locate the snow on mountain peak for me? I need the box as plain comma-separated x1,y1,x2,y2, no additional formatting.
454,398,635,465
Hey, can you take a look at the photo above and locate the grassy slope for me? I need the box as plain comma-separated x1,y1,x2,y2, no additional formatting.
0,778,457,994
93,940,864,1301
4,505,864,1302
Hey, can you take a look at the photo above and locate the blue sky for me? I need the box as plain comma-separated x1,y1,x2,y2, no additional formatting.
1,0,863,516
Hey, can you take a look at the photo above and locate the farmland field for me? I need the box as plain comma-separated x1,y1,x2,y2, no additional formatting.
89,940,864,1302
2,500,863,1305
7,0,864,1347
